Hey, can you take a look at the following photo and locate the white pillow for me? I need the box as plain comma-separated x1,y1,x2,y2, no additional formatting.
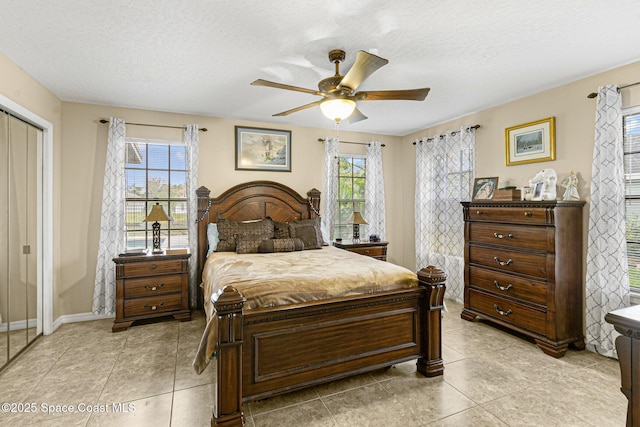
206,223,219,257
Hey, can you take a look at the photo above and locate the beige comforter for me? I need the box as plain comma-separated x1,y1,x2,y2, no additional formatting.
193,245,418,374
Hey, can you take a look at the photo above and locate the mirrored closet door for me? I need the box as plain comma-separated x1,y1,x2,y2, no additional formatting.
0,110,41,370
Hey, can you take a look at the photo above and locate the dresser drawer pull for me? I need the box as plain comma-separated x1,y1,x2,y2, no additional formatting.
493,257,513,266
364,249,369,254
493,280,513,291
476,210,482,215
144,302,165,311
524,211,532,217
493,232,513,239
144,283,165,291
151,264,157,270
493,304,513,316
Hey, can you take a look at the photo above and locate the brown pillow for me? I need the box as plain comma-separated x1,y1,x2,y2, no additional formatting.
216,218,275,252
258,238,304,253
273,221,291,239
235,233,273,254
289,217,323,250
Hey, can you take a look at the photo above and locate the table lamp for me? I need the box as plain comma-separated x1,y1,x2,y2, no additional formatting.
144,202,171,254
347,211,368,242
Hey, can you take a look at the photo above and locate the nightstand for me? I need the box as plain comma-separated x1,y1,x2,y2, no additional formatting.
112,252,191,332
332,240,388,261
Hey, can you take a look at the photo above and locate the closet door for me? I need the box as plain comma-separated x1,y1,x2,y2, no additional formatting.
0,113,8,367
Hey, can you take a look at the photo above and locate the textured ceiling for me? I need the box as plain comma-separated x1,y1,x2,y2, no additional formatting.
1,0,640,136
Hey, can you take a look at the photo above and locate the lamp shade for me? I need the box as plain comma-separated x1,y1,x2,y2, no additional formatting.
347,211,368,225
320,98,356,122
144,203,171,222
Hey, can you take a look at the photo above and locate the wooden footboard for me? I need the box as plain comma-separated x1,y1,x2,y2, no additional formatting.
211,266,446,427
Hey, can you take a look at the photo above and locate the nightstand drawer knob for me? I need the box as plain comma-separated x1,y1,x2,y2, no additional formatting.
364,249,369,254
144,302,165,311
524,211,532,217
151,264,157,270
144,283,165,291
493,280,513,291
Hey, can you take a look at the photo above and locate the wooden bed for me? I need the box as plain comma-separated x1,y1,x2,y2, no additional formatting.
196,181,446,427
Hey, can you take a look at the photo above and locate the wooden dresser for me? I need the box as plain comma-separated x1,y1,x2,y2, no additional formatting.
332,240,388,261
112,252,191,332
461,200,585,357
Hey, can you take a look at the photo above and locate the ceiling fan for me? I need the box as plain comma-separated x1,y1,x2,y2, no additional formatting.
251,49,430,123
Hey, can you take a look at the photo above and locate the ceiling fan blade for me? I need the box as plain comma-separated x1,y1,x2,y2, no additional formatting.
355,88,430,101
273,100,323,117
347,107,368,124
338,51,389,92
251,79,321,96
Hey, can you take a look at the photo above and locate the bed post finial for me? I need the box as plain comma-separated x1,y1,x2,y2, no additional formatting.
416,265,446,377
307,188,321,218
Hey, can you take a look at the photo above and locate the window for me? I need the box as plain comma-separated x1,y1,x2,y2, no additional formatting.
624,107,640,288
335,155,366,240
125,139,188,250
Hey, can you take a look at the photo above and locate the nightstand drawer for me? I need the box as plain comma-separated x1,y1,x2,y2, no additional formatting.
349,246,385,257
123,259,183,277
124,293,183,318
125,274,183,298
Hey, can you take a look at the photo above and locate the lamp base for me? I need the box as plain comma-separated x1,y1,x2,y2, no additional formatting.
352,224,360,243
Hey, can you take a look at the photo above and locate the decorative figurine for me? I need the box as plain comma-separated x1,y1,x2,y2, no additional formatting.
561,171,580,201
529,168,557,200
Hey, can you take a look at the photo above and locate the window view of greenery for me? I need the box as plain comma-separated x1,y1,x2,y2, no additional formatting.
335,155,366,240
125,142,188,250
624,111,640,288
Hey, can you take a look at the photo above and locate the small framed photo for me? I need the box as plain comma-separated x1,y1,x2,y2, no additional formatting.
472,177,499,200
532,181,545,201
235,126,291,172
505,117,555,166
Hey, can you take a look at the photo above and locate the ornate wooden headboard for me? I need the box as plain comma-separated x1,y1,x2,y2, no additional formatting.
195,180,321,306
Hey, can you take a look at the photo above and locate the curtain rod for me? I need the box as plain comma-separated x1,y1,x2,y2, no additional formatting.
586,81,640,98
98,119,208,132
317,138,385,147
412,124,481,145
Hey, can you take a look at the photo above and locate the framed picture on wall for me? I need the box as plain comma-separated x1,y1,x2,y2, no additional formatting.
235,126,291,172
505,117,556,166
472,177,499,200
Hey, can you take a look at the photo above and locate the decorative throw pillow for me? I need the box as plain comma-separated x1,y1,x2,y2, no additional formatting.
235,233,271,254
288,217,323,250
216,217,275,252
258,238,304,253
273,221,291,239
206,223,219,257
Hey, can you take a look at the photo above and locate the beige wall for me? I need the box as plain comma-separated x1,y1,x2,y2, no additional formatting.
399,60,640,273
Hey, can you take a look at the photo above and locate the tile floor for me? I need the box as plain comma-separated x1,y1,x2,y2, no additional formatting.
0,299,628,426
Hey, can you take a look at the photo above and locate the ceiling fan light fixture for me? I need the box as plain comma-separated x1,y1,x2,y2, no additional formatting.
320,98,356,122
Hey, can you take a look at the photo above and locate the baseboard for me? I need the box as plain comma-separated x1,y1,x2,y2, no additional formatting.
0,318,38,333
50,312,114,334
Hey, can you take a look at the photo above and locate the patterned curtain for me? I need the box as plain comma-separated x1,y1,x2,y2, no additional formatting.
92,117,126,316
184,124,199,308
365,141,386,239
585,85,630,358
415,126,475,303
321,137,339,241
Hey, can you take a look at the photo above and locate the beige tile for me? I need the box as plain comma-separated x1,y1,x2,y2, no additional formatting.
313,372,377,396
253,399,336,427
173,345,213,391
248,386,321,416
171,383,216,427
87,392,172,427
428,406,509,426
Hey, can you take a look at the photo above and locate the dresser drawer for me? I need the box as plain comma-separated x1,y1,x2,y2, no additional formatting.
124,293,183,318
468,290,546,334
469,266,547,306
469,246,547,278
469,222,548,251
123,259,183,277
469,206,547,224
349,246,385,257
124,274,183,298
